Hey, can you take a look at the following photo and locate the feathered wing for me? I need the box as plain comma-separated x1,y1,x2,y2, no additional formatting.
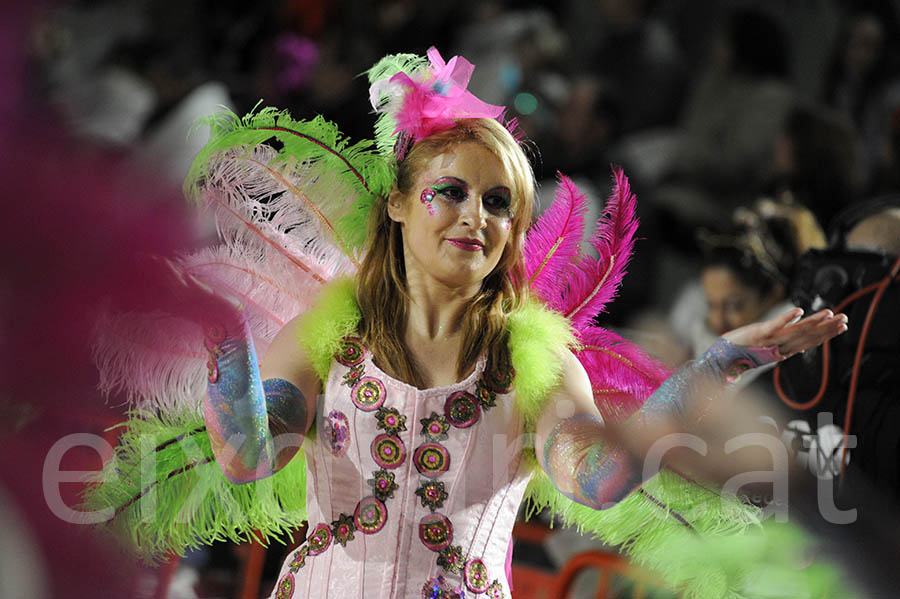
87,107,381,558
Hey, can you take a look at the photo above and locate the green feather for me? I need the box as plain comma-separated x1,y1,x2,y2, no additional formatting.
81,409,307,563
185,106,394,254
507,300,576,428
296,277,361,384
365,52,431,158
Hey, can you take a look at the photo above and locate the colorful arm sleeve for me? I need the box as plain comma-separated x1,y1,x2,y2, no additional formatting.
541,338,781,509
204,319,308,484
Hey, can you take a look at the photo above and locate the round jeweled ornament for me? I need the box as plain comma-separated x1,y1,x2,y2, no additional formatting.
352,376,386,411
371,434,406,469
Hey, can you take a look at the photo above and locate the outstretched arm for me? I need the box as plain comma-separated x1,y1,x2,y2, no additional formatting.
165,263,319,485
204,311,319,484
535,308,848,510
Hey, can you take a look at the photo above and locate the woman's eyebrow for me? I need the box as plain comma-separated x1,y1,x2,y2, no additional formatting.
432,176,467,187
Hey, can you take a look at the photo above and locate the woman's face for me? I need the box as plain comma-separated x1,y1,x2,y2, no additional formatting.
701,266,778,335
388,142,514,289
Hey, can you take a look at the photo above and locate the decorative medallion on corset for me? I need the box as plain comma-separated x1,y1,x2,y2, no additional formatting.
464,559,490,593
485,362,513,394
415,480,448,511
352,376,386,411
474,379,496,411
413,443,451,477
437,545,464,574
323,410,350,457
331,513,356,546
371,433,406,469
368,468,399,501
275,573,294,599
419,513,454,551
375,406,407,436
335,336,366,367
486,580,505,598
307,523,332,555
444,391,481,428
420,411,450,441
354,496,388,534
342,363,364,387
288,546,308,572
421,576,465,599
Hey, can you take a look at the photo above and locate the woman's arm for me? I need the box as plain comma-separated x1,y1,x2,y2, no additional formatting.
203,310,319,485
535,308,848,510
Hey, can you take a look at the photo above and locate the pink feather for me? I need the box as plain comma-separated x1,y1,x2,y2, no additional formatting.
561,167,639,330
575,327,672,422
523,174,588,305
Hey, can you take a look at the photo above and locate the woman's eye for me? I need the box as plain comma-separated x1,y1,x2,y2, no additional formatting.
484,193,511,212
434,185,465,201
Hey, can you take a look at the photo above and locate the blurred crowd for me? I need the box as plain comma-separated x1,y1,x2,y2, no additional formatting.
16,0,900,596
28,0,900,319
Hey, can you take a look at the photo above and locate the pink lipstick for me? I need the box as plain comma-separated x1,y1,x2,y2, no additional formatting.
446,238,484,251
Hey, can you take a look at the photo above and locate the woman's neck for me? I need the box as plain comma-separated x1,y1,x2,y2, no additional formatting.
404,270,479,342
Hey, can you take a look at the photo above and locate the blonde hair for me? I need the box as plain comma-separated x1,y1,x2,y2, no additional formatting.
356,118,535,388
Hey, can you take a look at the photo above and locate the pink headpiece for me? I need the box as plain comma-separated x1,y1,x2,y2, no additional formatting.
368,47,508,160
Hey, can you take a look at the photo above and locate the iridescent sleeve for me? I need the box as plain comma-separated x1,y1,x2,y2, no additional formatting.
204,319,309,484
540,338,781,509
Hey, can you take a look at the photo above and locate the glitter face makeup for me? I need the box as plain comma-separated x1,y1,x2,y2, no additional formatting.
420,188,436,215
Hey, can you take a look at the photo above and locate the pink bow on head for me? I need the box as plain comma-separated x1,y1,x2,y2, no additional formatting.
387,47,505,151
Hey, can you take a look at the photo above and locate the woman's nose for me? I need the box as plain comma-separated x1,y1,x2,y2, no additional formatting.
460,197,487,230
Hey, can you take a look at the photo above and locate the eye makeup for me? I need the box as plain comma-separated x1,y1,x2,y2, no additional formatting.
431,177,467,202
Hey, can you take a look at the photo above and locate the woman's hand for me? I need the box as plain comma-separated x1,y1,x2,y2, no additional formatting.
722,307,848,358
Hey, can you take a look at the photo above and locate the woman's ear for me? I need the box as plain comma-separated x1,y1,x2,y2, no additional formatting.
386,189,406,224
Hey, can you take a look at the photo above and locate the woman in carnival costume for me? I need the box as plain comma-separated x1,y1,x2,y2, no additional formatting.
86,49,851,598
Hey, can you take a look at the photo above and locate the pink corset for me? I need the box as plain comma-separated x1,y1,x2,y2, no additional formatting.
269,338,531,599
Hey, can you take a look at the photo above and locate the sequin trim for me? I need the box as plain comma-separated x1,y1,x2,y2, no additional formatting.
335,336,366,366
420,411,450,441
419,513,454,551
413,443,451,477
352,376,386,411
354,496,388,534
323,410,350,457
275,572,294,599
444,391,481,428
368,468,399,501
371,434,407,469
307,523,332,555
464,558,490,593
